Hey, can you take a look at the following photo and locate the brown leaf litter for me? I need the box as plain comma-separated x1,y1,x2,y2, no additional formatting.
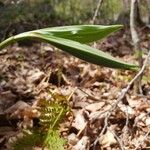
0,28,150,150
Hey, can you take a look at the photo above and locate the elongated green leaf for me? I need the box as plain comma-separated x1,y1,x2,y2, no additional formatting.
0,31,137,70
0,25,122,48
0,25,138,70
33,25,123,43
0,25,122,49
32,33,138,70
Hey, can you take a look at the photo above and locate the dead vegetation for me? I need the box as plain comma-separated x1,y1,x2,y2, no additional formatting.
0,27,150,150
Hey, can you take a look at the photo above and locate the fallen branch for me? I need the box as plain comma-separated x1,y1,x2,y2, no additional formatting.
93,50,150,149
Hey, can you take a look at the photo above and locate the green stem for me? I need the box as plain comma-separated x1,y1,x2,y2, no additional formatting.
51,108,64,129
0,32,34,50
0,36,15,50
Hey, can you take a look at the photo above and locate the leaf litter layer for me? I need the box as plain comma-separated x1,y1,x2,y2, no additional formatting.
0,27,149,150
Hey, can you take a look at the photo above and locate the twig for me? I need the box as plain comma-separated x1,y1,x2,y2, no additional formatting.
78,87,109,104
91,0,103,48
67,87,78,101
133,111,150,127
91,0,103,24
125,106,129,127
121,106,130,145
77,122,88,137
109,129,125,150
135,129,150,150
93,51,150,149
78,87,101,101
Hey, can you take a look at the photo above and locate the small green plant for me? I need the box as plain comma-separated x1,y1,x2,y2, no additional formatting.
0,25,138,70
39,93,70,150
12,130,44,150
12,91,70,150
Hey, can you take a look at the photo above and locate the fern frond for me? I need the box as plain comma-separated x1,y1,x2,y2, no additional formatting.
44,129,66,150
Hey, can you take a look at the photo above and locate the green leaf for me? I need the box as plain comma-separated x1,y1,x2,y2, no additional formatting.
36,25,123,43
32,33,138,70
0,25,122,48
0,25,138,70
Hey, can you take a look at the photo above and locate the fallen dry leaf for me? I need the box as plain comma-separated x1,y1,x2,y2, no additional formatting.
99,130,117,148
73,136,89,150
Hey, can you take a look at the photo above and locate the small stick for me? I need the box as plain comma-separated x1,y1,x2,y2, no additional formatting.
109,129,125,150
78,87,110,104
91,0,103,24
93,51,150,149
135,129,150,150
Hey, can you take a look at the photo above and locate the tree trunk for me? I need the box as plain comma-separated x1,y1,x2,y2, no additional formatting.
134,0,144,26
117,0,144,26
130,0,143,94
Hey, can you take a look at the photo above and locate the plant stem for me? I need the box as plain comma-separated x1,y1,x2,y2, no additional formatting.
0,36,15,50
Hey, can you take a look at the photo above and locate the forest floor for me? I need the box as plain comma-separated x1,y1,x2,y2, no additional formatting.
0,27,149,150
